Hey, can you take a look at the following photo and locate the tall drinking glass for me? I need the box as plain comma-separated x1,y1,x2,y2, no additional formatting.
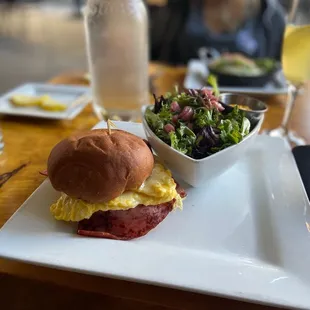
84,0,149,121
266,0,310,145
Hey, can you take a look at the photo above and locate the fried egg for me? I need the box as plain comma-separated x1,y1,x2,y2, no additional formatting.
50,162,183,222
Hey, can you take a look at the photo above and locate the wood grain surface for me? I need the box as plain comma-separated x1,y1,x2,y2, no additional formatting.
0,63,309,310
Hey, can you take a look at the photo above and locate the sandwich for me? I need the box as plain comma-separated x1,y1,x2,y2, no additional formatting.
47,129,186,240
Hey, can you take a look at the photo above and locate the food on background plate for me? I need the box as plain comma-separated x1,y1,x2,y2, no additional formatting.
10,94,67,111
39,95,67,111
145,83,251,160
208,53,276,77
10,95,41,107
47,128,186,240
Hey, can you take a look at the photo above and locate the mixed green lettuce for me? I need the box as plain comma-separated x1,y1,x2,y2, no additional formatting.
145,87,251,160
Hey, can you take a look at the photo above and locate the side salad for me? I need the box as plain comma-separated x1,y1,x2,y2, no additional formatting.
145,81,251,160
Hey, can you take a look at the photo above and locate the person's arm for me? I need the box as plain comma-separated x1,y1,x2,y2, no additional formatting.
274,15,285,61
265,1,286,60
148,4,170,61
149,0,189,64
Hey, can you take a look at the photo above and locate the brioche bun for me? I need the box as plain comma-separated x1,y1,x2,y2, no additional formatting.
47,129,154,203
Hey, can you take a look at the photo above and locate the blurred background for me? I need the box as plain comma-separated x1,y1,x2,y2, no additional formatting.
0,0,309,93
0,0,87,93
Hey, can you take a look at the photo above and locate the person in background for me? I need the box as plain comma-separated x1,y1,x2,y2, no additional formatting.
149,0,286,65
72,0,83,18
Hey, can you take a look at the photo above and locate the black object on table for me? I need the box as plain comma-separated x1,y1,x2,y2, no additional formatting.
293,146,310,200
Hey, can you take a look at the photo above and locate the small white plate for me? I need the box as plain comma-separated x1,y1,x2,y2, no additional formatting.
184,60,288,96
0,83,92,120
1,121,310,309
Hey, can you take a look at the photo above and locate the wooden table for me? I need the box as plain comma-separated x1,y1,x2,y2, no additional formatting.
0,64,309,310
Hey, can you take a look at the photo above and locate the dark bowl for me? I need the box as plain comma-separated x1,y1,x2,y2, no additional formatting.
209,64,280,87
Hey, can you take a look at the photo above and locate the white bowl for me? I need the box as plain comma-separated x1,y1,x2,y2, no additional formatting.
142,105,264,187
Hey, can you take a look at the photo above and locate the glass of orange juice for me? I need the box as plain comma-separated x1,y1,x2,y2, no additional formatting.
266,0,310,145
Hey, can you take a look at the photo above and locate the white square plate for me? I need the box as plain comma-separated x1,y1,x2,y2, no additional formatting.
1,121,310,309
0,83,91,120
184,59,288,96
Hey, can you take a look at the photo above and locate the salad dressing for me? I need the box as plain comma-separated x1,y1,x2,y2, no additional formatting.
229,104,252,111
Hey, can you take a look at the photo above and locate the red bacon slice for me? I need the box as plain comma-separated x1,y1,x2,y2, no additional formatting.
77,200,174,240
77,184,186,240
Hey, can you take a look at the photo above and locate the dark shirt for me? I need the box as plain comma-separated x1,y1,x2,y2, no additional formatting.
149,0,286,65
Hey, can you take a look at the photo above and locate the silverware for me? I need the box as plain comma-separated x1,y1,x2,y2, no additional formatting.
0,163,28,188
